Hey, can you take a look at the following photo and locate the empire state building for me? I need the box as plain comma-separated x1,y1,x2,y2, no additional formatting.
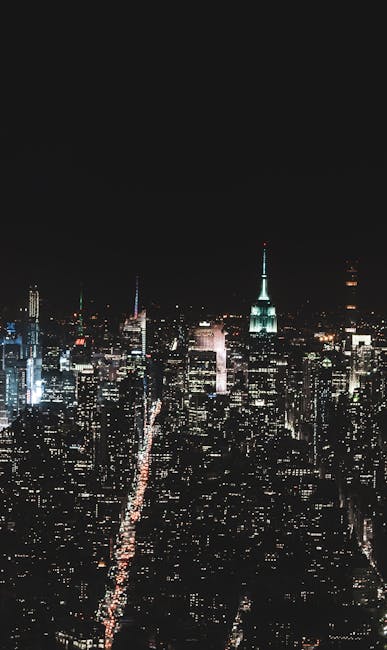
248,244,285,444
249,242,277,334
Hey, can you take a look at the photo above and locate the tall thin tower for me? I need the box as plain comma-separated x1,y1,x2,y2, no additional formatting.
249,242,277,334
134,274,139,320
77,284,84,338
248,244,285,443
121,276,146,361
344,260,358,334
26,284,42,405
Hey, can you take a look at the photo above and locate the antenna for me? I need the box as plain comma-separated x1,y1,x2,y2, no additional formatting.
134,275,139,319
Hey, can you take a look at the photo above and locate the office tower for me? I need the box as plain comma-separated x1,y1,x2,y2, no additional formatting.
348,334,374,395
71,287,93,375
189,320,227,394
223,315,248,411
121,276,146,373
300,351,320,445
71,286,90,365
347,377,381,491
313,357,333,467
162,345,188,432
76,367,98,447
100,372,144,491
77,284,84,338
0,322,26,424
344,260,358,334
119,372,145,445
65,287,97,462
285,352,304,439
187,322,223,441
187,349,216,438
301,352,345,468
26,285,42,405
248,244,284,442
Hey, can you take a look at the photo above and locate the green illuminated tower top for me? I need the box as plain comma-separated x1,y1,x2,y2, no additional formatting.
249,242,277,334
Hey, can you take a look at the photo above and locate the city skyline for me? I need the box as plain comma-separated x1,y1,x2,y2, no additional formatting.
0,242,385,323
1,74,386,647
2,232,387,648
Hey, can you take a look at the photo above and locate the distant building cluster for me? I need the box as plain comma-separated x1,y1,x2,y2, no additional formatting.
0,285,42,430
1,249,387,649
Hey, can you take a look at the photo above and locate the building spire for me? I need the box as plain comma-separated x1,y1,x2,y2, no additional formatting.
134,275,139,319
78,284,84,337
258,242,269,301
249,242,277,334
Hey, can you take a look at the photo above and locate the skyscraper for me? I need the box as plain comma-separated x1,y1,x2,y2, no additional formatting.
121,276,146,373
189,320,227,394
248,244,284,442
77,284,84,339
71,285,91,370
249,242,277,335
344,260,358,334
313,357,333,466
187,349,216,438
26,285,42,405
0,323,25,424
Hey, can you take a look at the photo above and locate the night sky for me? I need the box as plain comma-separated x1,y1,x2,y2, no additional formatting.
1,89,385,319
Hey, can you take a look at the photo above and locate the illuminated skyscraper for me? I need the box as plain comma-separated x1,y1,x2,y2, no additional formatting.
349,334,374,395
71,285,91,371
26,285,42,405
65,288,99,465
186,320,227,440
249,242,277,335
188,349,216,437
76,365,98,464
77,283,84,338
248,244,284,443
344,260,358,334
313,357,333,466
189,320,227,394
163,345,187,432
121,276,146,373
1,323,25,423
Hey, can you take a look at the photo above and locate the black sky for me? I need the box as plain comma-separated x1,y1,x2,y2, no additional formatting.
1,52,385,318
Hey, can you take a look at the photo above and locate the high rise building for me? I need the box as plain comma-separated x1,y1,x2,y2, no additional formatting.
249,242,277,335
189,320,227,394
162,345,188,432
100,372,145,491
313,357,333,467
187,349,216,438
120,276,146,373
186,321,227,442
76,368,98,439
223,315,248,411
344,260,358,334
26,285,42,405
299,351,319,458
0,322,26,425
77,284,84,339
349,334,374,395
248,244,284,442
71,286,93,374
68,287,99,464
